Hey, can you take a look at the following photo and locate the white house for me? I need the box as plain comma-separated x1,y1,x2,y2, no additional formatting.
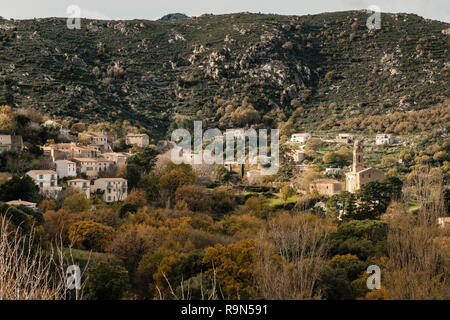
67,179,91,198
55,160,77,178
92,178,128,203
336,133,354,144
26,170,62,198
376,134,394,146
290,133,311,144
325,167,342,175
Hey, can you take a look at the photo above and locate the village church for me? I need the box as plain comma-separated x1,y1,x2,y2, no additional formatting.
346,140,385,192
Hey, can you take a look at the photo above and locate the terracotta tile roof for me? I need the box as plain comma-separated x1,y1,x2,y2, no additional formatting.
56,160,75,164
68,179,90,183
126,133,147,137
73,158,98,162
73,158,114,163
27,170,57,174
310,179,341,184
73,145,97,151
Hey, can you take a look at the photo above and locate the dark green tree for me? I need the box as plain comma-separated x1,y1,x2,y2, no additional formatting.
214,165,232,184
326,191,356,220
381,175,403,200
126,146,158,174
0,175,40,202
122,164,142,190
85,260,130,300
138,173,160,202
329,220,388,260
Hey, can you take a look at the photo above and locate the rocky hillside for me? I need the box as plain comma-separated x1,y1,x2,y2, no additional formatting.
0,11,449,138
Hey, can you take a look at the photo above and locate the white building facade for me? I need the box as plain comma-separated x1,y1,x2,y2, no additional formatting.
55,160,77,178
290,133,311,144
26,170,62,198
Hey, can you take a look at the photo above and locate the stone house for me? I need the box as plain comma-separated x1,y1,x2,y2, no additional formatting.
291,149,305,162
78,132,108,145
0,135,23,153
100,152,131,168
309,179,342,197
126,133,149,148
92,178,128,203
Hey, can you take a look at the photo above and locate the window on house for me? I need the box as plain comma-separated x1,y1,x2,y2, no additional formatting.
39,175,43,179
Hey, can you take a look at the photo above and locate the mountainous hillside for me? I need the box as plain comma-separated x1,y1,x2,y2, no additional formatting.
0,11,449,138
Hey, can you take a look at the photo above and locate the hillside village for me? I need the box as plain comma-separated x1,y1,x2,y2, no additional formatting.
0,124,397,207
1,123,151,205
0,104,447,224
0,10,449,301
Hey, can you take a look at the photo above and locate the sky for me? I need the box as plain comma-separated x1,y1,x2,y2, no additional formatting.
1,0,449,23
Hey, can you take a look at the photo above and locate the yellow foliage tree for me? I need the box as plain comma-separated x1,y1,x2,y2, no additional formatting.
202,239,256,299
68,220,114,252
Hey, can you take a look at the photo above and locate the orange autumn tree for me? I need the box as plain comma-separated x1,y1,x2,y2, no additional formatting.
68,220,114,252
202,239,256,299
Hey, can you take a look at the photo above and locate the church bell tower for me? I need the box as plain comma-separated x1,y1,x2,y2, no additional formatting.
352,140,365,173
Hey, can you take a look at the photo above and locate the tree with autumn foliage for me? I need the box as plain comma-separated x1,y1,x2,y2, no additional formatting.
68,220,114,252
158,163,197,206
202,239,256,299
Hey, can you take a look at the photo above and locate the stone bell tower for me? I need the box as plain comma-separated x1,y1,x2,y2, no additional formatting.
352,139,365,173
